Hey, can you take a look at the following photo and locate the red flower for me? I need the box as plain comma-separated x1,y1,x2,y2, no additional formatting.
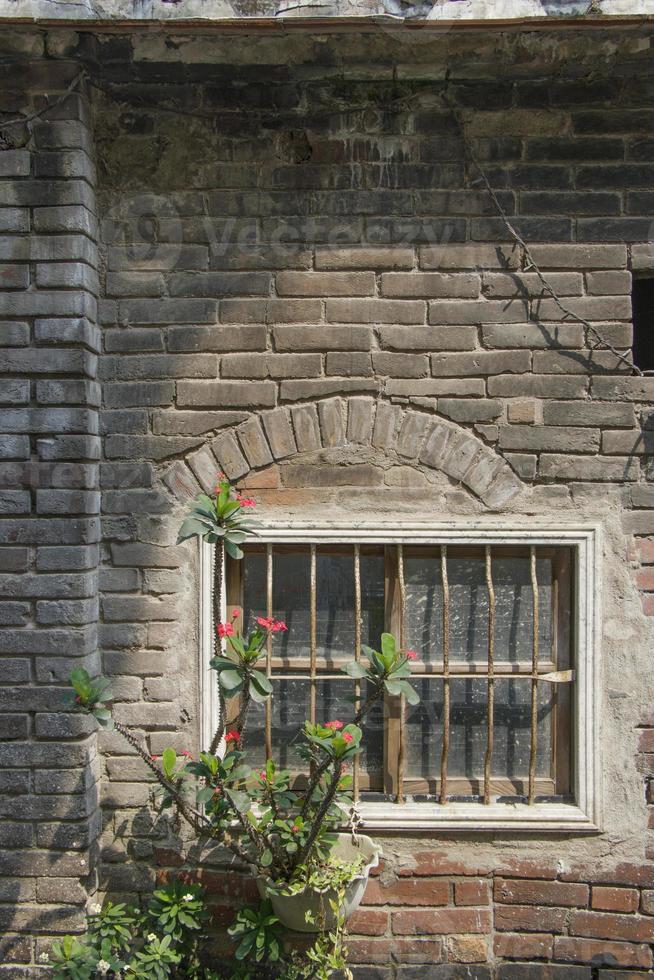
231,609,240,619
324,720,344,730
259,771,267,781
342,732,354,744
239,498,256,508
217,622,235,639
225,730,241,744
291,824,300,833
181,750,192,759
256,616,287,633
150,755,158,762
405,649,419,661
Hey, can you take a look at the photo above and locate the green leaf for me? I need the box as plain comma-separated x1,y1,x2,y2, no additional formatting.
260,849,273,867
399,680,420,706
196,786,215,805
380,632,397,660
341,661,368,678
250,670,273,697
219,669,244,695
176,518,214,543
226,789,251,813
70,667,90,691
224,539,244,560
162,747,177,779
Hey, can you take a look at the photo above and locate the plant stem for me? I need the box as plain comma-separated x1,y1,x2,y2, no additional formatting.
291,761,344,872
113,721,207,834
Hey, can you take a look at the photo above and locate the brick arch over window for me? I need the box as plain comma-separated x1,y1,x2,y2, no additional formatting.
162,396,525,510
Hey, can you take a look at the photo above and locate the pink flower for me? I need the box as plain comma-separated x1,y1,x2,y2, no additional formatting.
181,750,192,759
406,650,419,661
324,720,344,731
291,824,300,833
259,771,267,781
217,622,235,639
232,609,240,619
239,498,256,508
273,620,288,633
342,732,353,744
225,730,241,745
150,755,158,762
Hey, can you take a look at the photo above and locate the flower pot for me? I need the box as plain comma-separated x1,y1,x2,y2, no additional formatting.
256,833,381,933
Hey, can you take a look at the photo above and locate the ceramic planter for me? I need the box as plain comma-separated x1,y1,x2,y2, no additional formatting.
256,833,381,933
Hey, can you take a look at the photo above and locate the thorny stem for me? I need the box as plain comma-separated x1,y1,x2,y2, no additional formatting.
113,721,207,834
291,761,344,873
235,685,252,736
353,687,384,727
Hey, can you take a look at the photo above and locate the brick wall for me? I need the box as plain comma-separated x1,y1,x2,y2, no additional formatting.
0,44,102,974
3,21,654,976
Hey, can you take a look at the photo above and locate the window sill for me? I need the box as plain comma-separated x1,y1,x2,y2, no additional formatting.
354,801,599,834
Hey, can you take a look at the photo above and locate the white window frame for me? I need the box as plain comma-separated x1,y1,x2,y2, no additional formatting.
200,519,602,834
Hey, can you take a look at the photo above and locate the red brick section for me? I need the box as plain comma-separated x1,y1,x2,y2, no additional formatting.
175,857,654,971
342,857,654,972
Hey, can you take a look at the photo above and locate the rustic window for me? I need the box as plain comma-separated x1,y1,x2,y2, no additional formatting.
201,523,600,832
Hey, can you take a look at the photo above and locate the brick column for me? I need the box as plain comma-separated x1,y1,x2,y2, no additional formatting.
0,51,100,968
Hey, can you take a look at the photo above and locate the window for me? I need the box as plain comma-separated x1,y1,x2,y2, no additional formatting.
200,523,601,832
632,276,654,372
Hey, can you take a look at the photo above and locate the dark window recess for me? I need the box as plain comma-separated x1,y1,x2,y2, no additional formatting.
632,277,654,372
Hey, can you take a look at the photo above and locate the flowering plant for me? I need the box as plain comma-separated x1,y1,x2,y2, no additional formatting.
64,475,420,978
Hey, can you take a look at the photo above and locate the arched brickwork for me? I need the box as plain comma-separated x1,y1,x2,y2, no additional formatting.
160,396,524,511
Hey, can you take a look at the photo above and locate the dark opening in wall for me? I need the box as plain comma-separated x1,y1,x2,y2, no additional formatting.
632,277,654,372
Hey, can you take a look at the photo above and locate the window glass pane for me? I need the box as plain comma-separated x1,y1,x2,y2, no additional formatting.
405,678,552,783
242,548,385,662
404,554,553,664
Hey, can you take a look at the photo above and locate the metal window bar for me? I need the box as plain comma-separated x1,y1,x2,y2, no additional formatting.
265,543,273,761
484,545,495,806
528,546,539,805
439,545,450,806
397,543,406,805
353,543,362,803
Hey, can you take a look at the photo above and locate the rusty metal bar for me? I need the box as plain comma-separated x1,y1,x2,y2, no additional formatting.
528,546,539,805
310,544,317,727
353,543,362,803
397,543,406,805
439,545,450,806
265,543,273,761
484,546,495,805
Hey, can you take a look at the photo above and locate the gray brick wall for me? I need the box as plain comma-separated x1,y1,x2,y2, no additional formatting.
0,41,101,971
4,22,654,973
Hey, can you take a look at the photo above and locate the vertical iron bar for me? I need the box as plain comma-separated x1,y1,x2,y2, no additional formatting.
397,543,406,805
484,546,495,805
439,545,450,806
310,544,317,727
265,544,273,761
353,544,362,803
528,546,539,805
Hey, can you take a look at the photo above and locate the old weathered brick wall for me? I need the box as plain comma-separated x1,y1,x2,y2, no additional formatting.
4,20,654,977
